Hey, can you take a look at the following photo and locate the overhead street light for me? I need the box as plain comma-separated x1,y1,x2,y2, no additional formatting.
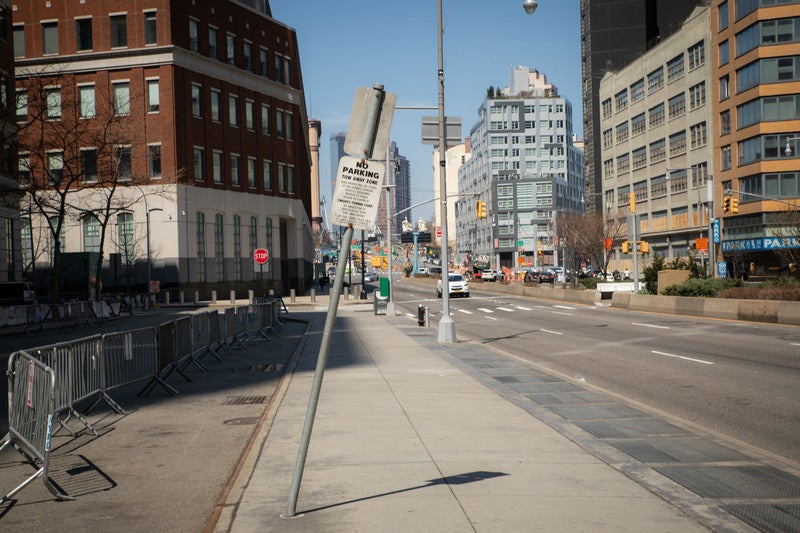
435,0,537,343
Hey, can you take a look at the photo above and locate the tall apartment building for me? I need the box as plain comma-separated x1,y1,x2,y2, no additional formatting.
0,0,20,284
455,67,584,271
390,141,411,236
13,1,313,299
713,0,800,279
581,0,708,216
599,7,714,270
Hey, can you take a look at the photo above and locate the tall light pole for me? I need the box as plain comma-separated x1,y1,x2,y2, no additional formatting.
436,0,536,343
128,183,162,310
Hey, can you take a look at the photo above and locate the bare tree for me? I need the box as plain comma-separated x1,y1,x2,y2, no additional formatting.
554,211,626,277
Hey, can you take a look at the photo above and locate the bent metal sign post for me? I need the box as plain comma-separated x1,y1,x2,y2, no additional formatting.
329,155,384,231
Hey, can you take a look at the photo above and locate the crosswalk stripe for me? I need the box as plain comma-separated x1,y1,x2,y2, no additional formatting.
477,308,494,314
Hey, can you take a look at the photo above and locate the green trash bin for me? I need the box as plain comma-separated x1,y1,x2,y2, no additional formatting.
379,277,390,298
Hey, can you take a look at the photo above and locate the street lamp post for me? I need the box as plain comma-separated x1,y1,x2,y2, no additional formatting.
435,0,536,342
128,183,162,310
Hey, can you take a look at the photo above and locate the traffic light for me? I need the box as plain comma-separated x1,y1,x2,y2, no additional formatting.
723,195,731,213
638,241,649,253
476,201,487,219
730,197,739,214
622,241,630,254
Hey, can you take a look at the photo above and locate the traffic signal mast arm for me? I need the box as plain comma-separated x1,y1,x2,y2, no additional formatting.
724,188,800,209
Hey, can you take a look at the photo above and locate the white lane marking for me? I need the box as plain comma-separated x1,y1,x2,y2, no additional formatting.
792,342,800,346
651,350,714,365
541,329,564,336
497,307,515,312
486,316,498,321
516,305,532,311
458,309,473,314
553,311,573,316
632,322,671,330
553,305,576,310
477,308,494,314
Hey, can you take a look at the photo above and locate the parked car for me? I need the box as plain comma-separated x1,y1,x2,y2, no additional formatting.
417,267,429,275
537,269,555,283
429,267,442,275
524,270,539,283
482,269,501,282
437,273,470,298
363,271,379,282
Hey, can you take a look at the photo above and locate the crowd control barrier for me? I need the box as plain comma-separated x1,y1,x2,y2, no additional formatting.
1,351,72,503
2,303,277,501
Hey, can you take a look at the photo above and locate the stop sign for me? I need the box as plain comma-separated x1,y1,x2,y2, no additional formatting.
254,248,269,264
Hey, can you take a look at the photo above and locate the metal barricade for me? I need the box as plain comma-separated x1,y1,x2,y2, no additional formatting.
1,351,71,503
32,335,103,436
139,320,190,397
97,327,161,412
176,315,207,372
245,304,270,342
192,311,223,362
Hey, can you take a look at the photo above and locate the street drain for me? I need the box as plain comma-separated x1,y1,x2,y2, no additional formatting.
222,395,268,405
234,363,284,373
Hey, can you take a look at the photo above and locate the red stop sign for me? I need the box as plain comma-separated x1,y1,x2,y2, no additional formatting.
254,248,269,264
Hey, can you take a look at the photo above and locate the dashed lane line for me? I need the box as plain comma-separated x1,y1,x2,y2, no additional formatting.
632,322,671,330
651,350,714,365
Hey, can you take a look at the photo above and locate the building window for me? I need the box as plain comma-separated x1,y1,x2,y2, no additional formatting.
228,94,238,127
721,109,731,135
193,146,205,181
690,122,707,149
243,41,252,71
614,89,628,112
276,109,284,137
617,153,629,174
214,214,224,281
720,75,730,101
42,21,59,55
762,16,800,46
117,212,134,265
278,163,286,192
76,18,93,51
260,47,268,76
81,148,98,182
209,27,218,59
147,79,160,112
601,98,612,119
192,83,202,117
230,154,240,186
631,113,646,136
602,128,613,149
667,53,684,82
196,212,206,283
719,1,728,31
45,87,61,120
78,84,95,118
46,151,64,183
113,81,130,115
719,40,729,66
212,150,223,183
689,82,706,110
247,157,256,188
148,144,161,178
282,57,291,85
668,92,686,119
210,89,220,121
110,14,127,48
669,131,687,157
650,139,666,163
284,112,293,140
18,154,31,185
603,159,614,179
647,67,664,94
688,40,705,70
245,100,254,130
630,79,644,103
16,90,27,122
287,165,295,194
632,146,647,169
114,146,132,180
263,160,271,190
144,11,157,45
233,214,242,281
261,103,270,134
189,18,199,52
226,33,236,65
722,145,731,170
249,216,258,252
274,53,282,82
649,103,665,128
14,24,24,58
83,214,101,253
265,218,273,252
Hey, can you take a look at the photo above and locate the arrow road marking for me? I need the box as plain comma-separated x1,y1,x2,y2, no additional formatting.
651,350,714,365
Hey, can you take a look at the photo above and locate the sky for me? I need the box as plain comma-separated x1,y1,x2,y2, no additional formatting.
269,0,583,221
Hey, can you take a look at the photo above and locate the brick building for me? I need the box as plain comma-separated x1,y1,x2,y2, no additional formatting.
13,0,313,300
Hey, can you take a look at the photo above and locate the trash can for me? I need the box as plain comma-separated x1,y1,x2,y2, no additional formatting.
373,291,388,315
379,277,390,298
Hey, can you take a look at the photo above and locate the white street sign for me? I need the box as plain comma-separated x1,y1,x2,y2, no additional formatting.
329,156,385,231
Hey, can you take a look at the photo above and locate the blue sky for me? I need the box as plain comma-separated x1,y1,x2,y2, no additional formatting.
269,0,582,220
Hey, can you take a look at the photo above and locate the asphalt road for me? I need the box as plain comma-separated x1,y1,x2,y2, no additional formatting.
392,277,800,466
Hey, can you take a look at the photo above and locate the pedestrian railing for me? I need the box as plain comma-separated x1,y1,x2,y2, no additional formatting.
2,302,277,503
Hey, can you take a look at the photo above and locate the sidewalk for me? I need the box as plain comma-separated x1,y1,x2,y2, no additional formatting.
216,299,709,532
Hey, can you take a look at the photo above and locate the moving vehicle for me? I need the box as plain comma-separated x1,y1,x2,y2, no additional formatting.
437,273,470,298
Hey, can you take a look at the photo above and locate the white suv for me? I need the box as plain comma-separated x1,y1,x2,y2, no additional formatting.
437,273,470,298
